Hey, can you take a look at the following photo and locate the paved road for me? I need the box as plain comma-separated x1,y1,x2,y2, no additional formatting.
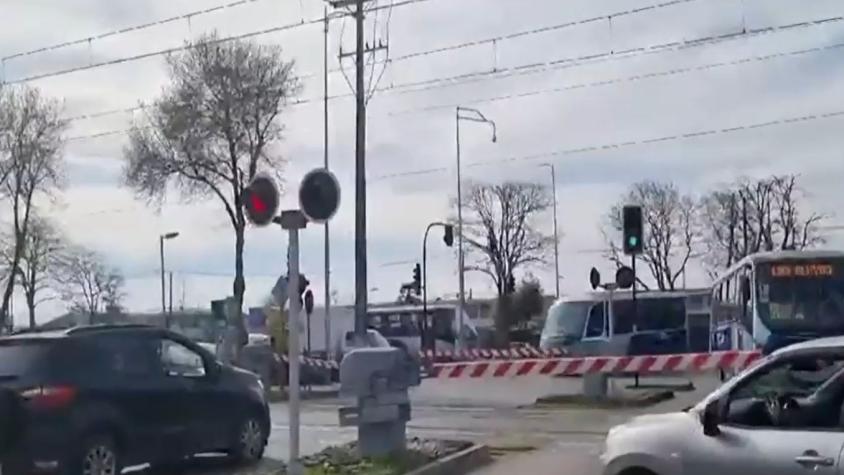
265,371,724,474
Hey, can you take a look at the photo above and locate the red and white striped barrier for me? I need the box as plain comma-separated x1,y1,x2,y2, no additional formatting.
431,350,762,380
420,346,567,362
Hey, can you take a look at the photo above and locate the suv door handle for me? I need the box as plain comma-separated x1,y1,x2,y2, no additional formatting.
795,453,834,467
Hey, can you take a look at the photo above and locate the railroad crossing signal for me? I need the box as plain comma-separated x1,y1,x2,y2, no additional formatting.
622,205,644,255
243,173,280,226
299,168,341,223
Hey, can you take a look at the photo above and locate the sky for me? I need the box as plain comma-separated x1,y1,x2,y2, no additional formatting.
2,0,844,325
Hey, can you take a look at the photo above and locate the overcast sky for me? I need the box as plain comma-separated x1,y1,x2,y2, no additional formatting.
3,0,844,324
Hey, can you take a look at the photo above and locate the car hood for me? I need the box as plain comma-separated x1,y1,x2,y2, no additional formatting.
609,411,695,437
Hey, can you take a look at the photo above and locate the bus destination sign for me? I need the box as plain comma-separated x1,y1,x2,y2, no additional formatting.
771,263,834,278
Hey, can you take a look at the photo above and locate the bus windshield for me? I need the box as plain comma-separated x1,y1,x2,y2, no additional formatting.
543,301,590,338
756,259,844,334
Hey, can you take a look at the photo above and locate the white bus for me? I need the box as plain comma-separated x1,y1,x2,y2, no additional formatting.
711,250,844,354
539,289,712,357
364,303,479,355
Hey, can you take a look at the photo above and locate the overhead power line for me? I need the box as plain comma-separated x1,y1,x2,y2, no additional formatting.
2,0,443,86
2,0,265,62
369,108,844,181
60,10,844,125
64,33,844,142
386,38,844,117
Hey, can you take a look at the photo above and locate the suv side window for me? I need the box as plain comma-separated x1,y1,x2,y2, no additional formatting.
86,335,160,377
159,339,206,378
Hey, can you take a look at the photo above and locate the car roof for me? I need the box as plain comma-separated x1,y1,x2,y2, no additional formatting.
775,335,844,355
1,324,165,342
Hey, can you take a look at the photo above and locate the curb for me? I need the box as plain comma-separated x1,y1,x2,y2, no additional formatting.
531,389,675,409
405,444,492,475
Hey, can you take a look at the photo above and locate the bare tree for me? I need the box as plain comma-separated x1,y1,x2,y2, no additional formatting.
6,216,64,327
54,247,125,320
699,174,825,276
605,181,698,291
0,86,65,328
458,182,553,345
459,182,554,296
123,32,300,326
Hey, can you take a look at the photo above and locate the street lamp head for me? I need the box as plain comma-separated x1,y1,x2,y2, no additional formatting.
162,232,180,240
491,133,497,143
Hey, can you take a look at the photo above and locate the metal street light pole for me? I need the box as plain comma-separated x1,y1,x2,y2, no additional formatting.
455,106,496,350
541,163,560,298
159,232,179,329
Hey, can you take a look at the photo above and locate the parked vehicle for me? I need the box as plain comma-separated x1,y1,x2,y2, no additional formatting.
0,324,270,475
539,289,712,357
602,335,844,475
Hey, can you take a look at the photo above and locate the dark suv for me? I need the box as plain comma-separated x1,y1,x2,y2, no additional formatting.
0,324,270,475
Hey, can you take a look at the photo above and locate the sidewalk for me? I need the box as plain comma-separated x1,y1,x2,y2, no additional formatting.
471,440,603,475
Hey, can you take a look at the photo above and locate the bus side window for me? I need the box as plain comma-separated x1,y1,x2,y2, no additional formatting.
584,303,606,339
612,300,635,334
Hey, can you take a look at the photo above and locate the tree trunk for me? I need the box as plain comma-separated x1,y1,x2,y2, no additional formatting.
493,294,511,348
232,224,248,349
27,294,35,329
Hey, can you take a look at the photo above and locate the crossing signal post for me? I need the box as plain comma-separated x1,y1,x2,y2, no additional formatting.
270,168,340,475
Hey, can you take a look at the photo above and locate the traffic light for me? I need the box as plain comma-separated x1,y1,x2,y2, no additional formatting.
243,174,279,226
303,289,314,316
412,263,421,295
443,225,454,247
622,205,644,255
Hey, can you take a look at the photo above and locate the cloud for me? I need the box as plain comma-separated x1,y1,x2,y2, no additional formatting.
4,0,844,322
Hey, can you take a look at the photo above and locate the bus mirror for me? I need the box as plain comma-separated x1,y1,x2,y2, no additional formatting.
740,277,751,304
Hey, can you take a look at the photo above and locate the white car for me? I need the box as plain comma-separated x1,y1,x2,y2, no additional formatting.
602,335,844,475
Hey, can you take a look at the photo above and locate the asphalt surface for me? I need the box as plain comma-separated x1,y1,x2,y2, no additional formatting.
263,372,725,474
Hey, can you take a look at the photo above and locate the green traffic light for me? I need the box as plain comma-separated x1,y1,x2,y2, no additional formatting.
628,236,639,247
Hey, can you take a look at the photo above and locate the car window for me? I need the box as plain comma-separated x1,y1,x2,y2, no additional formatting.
0,341,50,376
732,356,844,400
159,339,206,378
92,336,160,377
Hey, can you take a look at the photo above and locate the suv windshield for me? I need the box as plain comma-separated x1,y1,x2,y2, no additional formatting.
756,259,844,334
0,341,50,377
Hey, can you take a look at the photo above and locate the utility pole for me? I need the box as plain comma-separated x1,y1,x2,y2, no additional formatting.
169,271,174,320
353,0,367,339
330,0,386,340
323,7,332,356
541,163,560,298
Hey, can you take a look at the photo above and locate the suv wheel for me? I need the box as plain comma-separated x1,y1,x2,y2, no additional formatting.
229,416,266,463
77,435,121,475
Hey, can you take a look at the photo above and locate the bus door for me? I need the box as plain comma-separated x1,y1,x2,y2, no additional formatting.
575,301,614,356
